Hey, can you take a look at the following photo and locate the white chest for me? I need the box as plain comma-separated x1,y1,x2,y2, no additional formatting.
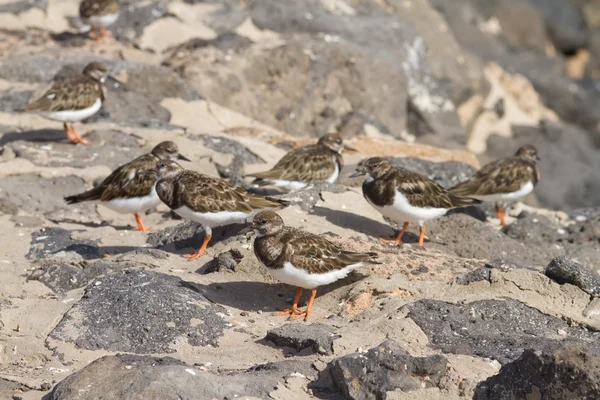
268,261,365,290
39,98,102,123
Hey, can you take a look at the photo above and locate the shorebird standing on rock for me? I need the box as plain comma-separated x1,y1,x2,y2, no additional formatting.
24,62,111,145
246,133,355,191
79,0,120,43
65,141,190,232
251,211,380,321
144,160,289,260
450,145,540,226
351,157,482,247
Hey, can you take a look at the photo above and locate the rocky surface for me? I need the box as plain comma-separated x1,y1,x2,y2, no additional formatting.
0,0,600,399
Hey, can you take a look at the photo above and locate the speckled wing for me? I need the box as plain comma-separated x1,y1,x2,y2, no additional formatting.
250,145,340,182
450,157,539,196
172,171,287,213
394,169,480,208
25,76,103,112
280,228,379,274
80,0,119,18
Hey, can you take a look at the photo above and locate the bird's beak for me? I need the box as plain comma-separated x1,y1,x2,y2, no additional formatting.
177,154,191,162
343,144,357,153
349,168,367,178
106,75,124,87
536,155,541,161
239,225,254,235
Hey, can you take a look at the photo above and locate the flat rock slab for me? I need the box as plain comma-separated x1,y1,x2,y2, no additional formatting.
266,323,339,355
408,299,600,364
49,270,229,353
47,354,313,400
27,228,100,260
545,256,600,296
475,345,600,400
330,340,448,400
390,157,477,189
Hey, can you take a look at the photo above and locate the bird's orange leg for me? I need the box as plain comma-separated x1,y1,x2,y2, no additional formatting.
134,213,152,232
275,287,304,317
63,123,77,143
290,289,317,321
99,26,112,37
380,222,409,245
495,204,506,227
183,232,212,260
418,225,425,247
68,125,89,145
89,27,104,43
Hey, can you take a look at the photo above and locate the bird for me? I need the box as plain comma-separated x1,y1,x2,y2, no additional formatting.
24,62,110,145
145,160,289,260
246,133,355,191
449,144,540,226
79,0,120,43
64,141,190,232
351,157,482,247
251,211,380,321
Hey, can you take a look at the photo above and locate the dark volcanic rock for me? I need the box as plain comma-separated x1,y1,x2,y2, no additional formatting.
475,345,600,400
27,228,100,260
545,256,600,296
408,299,600,364
266,323,339,355
47,353,313,400
390,157,477,188
198,249,244,274
330,340,448,399
502,212,566,245
49,270,228,353
27,259,138,293
455,266,493,285
147,221,204,248
283,183,346,212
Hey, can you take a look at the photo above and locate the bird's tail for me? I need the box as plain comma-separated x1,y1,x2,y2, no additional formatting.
448,193,483,208
64,187,103,204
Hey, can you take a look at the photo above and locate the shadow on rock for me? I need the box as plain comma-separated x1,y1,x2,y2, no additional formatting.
0,128,66,145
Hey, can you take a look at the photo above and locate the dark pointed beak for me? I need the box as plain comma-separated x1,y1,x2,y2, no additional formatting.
106,75,125,88
177,154,191,162
536,155,541,161
349,168,367,178
343,144,357,152
239,225,254,235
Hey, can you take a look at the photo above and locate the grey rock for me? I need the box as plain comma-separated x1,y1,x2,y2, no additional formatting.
545,256,600,296
27,259,137,293
502,212,566,246
49,270,228,353
0,174,95,220
111,1,168,45
27,228,100,260
283,183,346,212
408,299,600,364
147,221,204,249
389,157,477,189
0,0,46,13
329,340,448,399
456,266,492,285
266,323,339,355
189,133,263,165
47,353,313,400
10,215,43,228
475,345,600,400
0,197,18,215
198,249,244,275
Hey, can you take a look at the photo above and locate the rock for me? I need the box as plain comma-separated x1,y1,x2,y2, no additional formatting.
455,266,492,285
47,354,313,400
10,215,43,227
389,157,477,189
329,340,448,399
49,270,229,353
0,197,18,215
408,299,600,364
545,256,600,296
27,227,100,260
474,345,600,400
282,183,346,212
27,259,138,293
198,249,244,274
266,323,339,355
502,212,566,246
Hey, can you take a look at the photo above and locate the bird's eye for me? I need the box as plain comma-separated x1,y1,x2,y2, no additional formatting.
158,163,166,168
166,149,173,153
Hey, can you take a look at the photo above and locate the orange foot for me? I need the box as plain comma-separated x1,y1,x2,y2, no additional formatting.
182,249,208,260
134,213,152,232
380,222,409,246
67,125,89,145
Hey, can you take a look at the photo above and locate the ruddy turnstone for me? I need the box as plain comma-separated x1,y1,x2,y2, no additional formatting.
246,133,355,191
450,144,540,226
25,62,109,145
251,211,379,321
79,0,120,43
145,160,289,260
65,141,190,232
351,157,482,247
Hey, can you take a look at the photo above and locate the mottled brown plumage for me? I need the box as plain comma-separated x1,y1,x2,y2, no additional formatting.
149,160,288,259
450,145,540,197
352,157,481,246
449,144,540,226
252,211,379,320
247,133,353,190
80,0,119,19
64,141,189,231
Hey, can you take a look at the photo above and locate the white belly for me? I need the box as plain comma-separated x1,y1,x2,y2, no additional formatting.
326,160,340,184
367,189,448,226
269,261,365,290
472,181,535,203
87,12,119,27
173,206,253,229
264,179,308,191
38,98,102,123
103,187,161,214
